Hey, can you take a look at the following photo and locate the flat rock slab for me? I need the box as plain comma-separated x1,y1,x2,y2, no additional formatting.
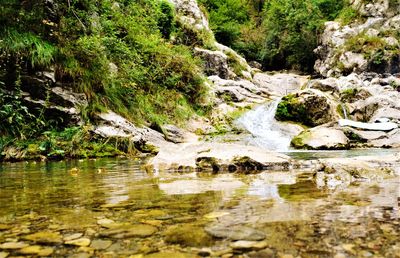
22,231,62,244
149,142,290,172
339,119,398,131
205,225,266,241
99,224,157,238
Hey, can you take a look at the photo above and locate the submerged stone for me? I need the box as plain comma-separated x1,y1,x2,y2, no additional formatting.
65,237,91,247
23,231,63,244
90,239,113,250
99,224,157,238
230,240,268,250
145,252,197,258
0,242,29,249
205,225,266,241
0,252,9,258
164,224,213,247
19,245,54,256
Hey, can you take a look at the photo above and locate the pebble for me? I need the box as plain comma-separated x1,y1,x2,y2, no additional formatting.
65,237,91,247
230,240,268,250
0,252,9,258
0,242,29,249
90,239,113,250
63,233,83,241
19,245,54,256
205,225,266,241
23,231,63,244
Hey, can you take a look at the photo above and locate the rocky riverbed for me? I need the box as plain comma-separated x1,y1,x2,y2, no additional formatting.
0,157,399,258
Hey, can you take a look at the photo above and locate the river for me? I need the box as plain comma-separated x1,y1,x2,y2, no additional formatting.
0,157,399,257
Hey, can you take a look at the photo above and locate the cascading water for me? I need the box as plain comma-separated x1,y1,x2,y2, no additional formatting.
236,99,294,151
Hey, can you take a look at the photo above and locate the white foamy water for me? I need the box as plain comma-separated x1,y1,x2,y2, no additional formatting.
236,99,293,151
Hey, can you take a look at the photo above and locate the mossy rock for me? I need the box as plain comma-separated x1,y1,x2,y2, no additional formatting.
275,91,334,127
164,224,213,247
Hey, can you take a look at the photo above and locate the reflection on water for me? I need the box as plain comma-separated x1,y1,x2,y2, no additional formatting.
0,158,399,257
283,148,400,160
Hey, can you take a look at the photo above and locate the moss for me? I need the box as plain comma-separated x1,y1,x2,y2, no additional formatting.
275,94,309,125
290,130,311,149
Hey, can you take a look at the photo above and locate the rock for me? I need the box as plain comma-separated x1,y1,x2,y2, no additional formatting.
252,73,307,97
0,252,9,258
93,111,167,151
164,224,212,247
205,225,266,241
291,127,349,150
248,61,262,70
308,78,339,93
319,154,399,181
162,124,196,143
214,43,253,79
275,90,337,127
18,245,54,256
23,231,63,244
63,233,83,241
99,224,157,238
194,48,229,79
339,52,368,73
248,249,275,258
90,239,113,250
168,0,210,32
145,252,196,258
209,76,265,104
149,142,290,172
97,219,119,229
370,128,400,147
0,242,29,249
65,238,91,247
339,119,398,131
230,240,268,250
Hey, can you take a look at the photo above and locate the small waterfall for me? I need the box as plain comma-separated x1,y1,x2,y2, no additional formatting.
236,99,293,151
341,103,348,119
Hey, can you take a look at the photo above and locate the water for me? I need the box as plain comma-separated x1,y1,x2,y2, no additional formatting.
236,99,294,151
0,158,399,257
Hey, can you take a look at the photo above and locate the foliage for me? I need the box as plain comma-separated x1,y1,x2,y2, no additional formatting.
0,0,208,141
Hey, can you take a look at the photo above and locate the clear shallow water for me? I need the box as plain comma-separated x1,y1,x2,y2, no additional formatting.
0,158,399,257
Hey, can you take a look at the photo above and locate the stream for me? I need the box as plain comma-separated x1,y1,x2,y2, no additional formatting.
0,157,399,257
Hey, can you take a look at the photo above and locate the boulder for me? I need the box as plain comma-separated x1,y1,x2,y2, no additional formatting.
370,128,400,148
149,142,290,172
291,127,349,150
338,119,398,131
168,0,210,32
308,78,339,93
252,73,307,97
209,76,266,103
194,48,230,79
93,111,168,152
275,90,337,127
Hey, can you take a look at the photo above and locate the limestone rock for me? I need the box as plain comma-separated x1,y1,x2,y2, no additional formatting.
168,0,210,32
209,76,265,104
194,48,229,79
149,142,290,172
291,127,349,150
205,225,266,241
252,73,307,97
275,90,337,127
93,111,168,151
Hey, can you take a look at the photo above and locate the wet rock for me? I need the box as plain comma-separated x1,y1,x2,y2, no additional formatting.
69,252,92,258
248,249,275,258
0,242,29,249
291,127,349,150
99,224,157,238
0,252,9,258
230,240,268,250
149,142,290,172
205,225,266,241
164,224,212,247
19,245,54,256
90,239,113,250
23,231,62,244
0,225,12,231
65,237,91,247
275,90,337,127
145,252,197,258
63,233,83,241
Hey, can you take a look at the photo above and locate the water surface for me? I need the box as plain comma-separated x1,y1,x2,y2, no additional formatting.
0,158,399,257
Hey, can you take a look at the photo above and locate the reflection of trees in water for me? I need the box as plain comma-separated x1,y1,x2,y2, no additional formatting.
278,180,328,201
